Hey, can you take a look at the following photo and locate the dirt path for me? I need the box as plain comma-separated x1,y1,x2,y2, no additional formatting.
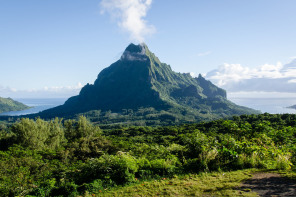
241,172,296,197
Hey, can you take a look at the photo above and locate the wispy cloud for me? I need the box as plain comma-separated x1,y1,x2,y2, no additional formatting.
0,86,17,93
207,62,284,86
0,83,84,98
288,79,296,84
197,51,212,57
206,60,296,93
100,0,155,42
42,82,83,92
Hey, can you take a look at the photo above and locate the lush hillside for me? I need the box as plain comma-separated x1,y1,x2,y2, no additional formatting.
0,97,30,113
0,113,295,196
37,43,259,123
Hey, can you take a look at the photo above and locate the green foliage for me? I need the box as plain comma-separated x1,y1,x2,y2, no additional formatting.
0,113,295,196
77,152,138,185
0,145,53,196
65,135,117,161
64,116,101,142
11,117,65,150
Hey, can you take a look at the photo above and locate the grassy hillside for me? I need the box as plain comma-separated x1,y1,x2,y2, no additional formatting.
0,97,30,113
0,113,295,196
95,169,258,197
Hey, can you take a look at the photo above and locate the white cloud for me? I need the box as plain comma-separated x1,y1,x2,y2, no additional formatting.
42,82,83,93
288,79,296,83
206,63,253,86
100,0,155,42
197,51,212,57
206,60,296,93
207,62,284,85
0,86,17,93
0,83,84,98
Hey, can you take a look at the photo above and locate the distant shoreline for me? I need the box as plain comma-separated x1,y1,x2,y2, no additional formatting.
0,98,67,116
287,105,296,110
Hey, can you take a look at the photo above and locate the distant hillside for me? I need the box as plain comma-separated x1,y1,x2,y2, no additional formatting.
38,43,259,124
288,105,296,110
0,97,30,114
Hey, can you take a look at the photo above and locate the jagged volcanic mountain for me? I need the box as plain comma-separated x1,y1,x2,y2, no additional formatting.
38,43,259,121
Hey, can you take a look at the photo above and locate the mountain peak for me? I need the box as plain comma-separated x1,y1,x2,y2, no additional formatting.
121,43,148,61
125,43,146,53
38,43,259,122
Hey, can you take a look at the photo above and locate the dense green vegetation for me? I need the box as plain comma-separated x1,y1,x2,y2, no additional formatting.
0,113,296,196
37,43,259,121
0,97,30,114
38,105,257,127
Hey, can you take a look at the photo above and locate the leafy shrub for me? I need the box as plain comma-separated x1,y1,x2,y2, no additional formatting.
0,146,53,196
82,179,104,194
11,118,65,150
77,152,138,185
65,135,117,160
148,155,180,176
275,154,292,170
64,116,101,142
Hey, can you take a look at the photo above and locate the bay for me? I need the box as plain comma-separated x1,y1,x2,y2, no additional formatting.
0,98,67,116
0,97,295,116
229,97,296,114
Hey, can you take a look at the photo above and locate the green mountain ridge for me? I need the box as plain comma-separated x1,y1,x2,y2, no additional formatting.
38,43,259,123
0,97,30,114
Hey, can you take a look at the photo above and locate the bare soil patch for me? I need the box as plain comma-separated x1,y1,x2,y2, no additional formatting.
241,172,296,197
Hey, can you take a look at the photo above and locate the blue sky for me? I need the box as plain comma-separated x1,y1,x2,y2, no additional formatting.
0,0,296,98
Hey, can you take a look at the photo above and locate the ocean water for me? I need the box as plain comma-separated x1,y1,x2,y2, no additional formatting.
0,97,295,116
0,98,67,116
229,97,296,114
